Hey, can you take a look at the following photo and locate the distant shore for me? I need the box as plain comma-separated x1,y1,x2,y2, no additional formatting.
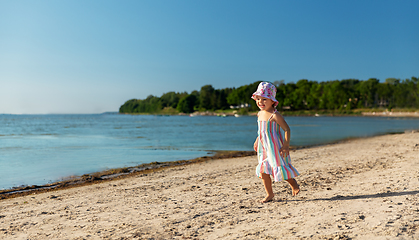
122,109,419,118
361,111,419,117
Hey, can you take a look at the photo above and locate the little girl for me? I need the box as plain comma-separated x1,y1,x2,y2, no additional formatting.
252,82,300,203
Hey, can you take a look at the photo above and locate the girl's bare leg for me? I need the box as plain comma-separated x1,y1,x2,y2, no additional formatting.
261,173,274,203
286,178,300,196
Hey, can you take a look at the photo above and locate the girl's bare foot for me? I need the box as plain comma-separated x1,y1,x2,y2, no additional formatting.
292,185,300,196
261,194,274,203
286,178,300,196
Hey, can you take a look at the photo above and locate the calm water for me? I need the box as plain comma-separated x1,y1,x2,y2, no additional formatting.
1,114,418,190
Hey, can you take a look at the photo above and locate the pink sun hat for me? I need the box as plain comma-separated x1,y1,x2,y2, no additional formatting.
251,82,279,107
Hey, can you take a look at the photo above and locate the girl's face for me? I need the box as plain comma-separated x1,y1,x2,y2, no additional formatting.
254,95,274,111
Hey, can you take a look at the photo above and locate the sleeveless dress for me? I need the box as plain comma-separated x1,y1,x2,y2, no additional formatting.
256,111,300,181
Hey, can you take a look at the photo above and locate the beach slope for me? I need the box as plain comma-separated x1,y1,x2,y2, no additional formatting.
1,132,418,239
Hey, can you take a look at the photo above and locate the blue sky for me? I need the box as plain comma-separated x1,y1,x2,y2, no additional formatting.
1,0,418,114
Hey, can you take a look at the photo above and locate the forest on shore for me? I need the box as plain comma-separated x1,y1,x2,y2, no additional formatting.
119,77,419,114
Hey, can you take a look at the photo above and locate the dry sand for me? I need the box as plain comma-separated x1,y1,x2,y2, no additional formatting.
1,132,419,240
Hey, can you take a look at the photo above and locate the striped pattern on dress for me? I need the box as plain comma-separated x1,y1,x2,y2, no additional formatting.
256,119,300,181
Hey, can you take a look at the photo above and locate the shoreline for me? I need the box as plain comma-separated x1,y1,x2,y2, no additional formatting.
0,151,256,200
1,131,418,239
121,109,419,118
1,129,417,200
361,111,419,117
3,110,419,117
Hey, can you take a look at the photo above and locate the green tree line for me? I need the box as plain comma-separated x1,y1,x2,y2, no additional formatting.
119,77,419,114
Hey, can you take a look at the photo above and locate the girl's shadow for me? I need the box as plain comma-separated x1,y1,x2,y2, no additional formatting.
308,190,419,202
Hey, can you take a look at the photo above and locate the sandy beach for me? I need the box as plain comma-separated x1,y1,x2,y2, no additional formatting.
1,131,418,239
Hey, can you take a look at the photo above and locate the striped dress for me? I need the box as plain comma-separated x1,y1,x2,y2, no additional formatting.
256,111,300,181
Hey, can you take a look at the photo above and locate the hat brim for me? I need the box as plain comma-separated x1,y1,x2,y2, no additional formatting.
251,93,279,107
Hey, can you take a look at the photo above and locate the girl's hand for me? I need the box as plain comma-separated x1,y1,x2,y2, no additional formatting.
280,145,290,158
253,139,258,152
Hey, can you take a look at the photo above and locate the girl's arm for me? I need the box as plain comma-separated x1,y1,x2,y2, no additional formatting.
253,137,258,151
273,112,290,157
254,111,260,151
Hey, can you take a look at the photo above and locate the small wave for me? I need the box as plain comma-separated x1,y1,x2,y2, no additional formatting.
0,146,30,151
290,124,320,127
138,146,180,151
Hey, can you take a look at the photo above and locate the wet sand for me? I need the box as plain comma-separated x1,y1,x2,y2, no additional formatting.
1,131,418,239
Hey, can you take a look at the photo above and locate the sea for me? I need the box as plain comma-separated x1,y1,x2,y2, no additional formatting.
1,113,418,190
